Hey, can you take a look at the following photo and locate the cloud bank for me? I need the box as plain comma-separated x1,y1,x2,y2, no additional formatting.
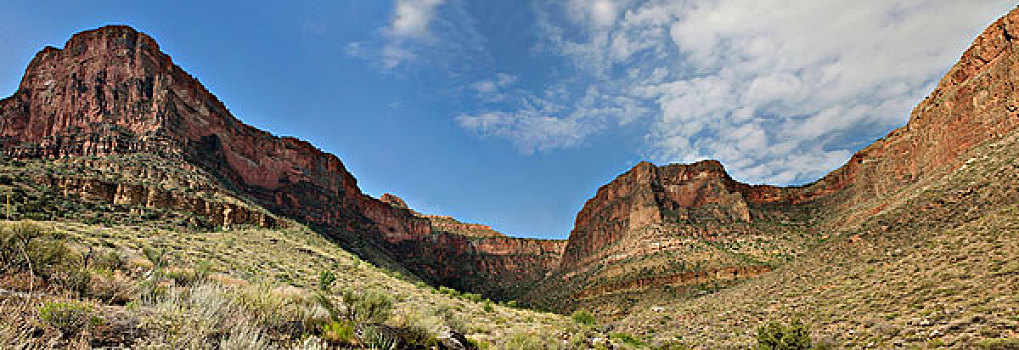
456,0,1014,184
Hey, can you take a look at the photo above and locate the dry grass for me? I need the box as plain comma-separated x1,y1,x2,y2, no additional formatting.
613,131,1019,348
0,219,624,348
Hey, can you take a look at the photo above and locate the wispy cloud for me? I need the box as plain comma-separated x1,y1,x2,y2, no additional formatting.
460,0,1013,184
457,83,647,152
346,0,486,72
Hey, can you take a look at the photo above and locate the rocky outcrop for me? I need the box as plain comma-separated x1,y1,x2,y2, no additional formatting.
42,174,276,229
378,193,565,299
555,7,1019,302
7,5,1019,308
560,160,754,270
0,25,429,244
379,193,409,210
0,25,569,301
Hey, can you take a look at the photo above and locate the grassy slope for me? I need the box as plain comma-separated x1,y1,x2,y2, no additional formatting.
0,153,625,348
615,130,1019,348
1,220,609,348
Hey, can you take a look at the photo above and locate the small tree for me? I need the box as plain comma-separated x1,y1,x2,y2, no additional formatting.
756,319,812,350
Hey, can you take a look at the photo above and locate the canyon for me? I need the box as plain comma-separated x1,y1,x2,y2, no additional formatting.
3,5,1019,313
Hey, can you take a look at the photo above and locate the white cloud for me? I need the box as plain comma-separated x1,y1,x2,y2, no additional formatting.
470,73,518,102
347,0,487,72
390,0,447,39
457,83,648,152
460,0,1014,184
380,0,448,68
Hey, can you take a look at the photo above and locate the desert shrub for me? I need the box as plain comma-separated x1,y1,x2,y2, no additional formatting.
165,266,210,287
318,270,336,292
0,221,72,279
141,246,169,270
504,332,556,350
572,309,596,326
977,338,1019,350
756,319,813,350
86,268,136,304
231,283,326,336
393,309,442,347
49,266,92,297
340,289,393,326
434,304,467,333
139,281,325,347
38,300,102,337
483,300,494,313
610,332,645,346
361,325,399,350
438,286,460,297
465,337,491,350
320,321,355,344
219,321,274,350
463,292,482,302
91,248,125,271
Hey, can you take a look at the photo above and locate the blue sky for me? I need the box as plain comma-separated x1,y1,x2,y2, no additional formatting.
1,1,1014,239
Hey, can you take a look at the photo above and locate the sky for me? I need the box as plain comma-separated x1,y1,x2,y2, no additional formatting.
0,1,1014,239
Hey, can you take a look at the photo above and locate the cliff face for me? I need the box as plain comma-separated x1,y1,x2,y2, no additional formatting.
0,25,571,301
0,26,430,242
551,7,1019,306
379,194,565,299
6,6,1019,310
561,160,751,270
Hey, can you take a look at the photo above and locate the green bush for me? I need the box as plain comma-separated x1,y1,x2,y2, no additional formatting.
610,332,645,346
571,309,596,326
321,321,355,344
38,300,102,337
92,249,125,271
505,332,555,349
438,286,460,297
142,246,169,270
756,319,813,350
318,270,336,292
0,221,72,279
341,289,393,326
361,325,399,350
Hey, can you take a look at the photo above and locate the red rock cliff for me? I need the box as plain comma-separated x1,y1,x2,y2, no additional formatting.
0,26,430,242
559,7,1019,273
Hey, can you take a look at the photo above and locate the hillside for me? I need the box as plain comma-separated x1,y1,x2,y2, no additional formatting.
2,4,1019,349
0,25,567,304
520,6,1019,319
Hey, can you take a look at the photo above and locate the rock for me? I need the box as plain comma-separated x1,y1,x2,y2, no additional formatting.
552,6,1019,302
0,25,429,242
379,193,409,209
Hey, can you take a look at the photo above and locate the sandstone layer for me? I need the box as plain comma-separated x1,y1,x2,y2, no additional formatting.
0,27,564,300
550,7,1019,306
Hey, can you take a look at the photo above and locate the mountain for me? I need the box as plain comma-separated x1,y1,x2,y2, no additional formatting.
3,5,1019,347
0,25,561,301
523,6,1019,314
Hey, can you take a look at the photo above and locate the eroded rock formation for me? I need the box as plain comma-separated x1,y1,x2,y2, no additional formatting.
551,7,1019,304
0,25,429,243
